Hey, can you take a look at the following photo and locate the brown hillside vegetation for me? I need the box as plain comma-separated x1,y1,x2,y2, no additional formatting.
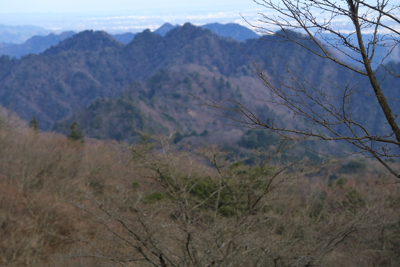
1,111,400,266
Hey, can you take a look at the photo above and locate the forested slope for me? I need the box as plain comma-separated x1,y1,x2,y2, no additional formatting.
0,23,397,142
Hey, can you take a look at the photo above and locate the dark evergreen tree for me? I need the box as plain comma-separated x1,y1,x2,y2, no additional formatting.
68,121,85,142
29,116,40,132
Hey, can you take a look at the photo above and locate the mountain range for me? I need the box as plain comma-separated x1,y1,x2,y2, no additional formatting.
0,22,398,150
0,24,51,43
0,22,259,58
0,31,75,58
0,24,267,130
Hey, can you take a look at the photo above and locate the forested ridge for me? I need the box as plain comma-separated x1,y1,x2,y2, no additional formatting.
0,22,397,137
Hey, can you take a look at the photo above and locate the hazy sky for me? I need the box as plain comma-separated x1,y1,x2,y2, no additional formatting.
0,0,397,34
2,0,253,13
0,0,262,32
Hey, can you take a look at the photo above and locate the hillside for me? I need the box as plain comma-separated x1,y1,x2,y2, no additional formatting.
52,64,268,142
1,108,399,267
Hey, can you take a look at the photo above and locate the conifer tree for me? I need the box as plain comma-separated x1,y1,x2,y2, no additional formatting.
29,116,40,132
68,121,85,142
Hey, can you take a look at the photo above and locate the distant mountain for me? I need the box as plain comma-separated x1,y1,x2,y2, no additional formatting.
319,33,400,68
154,23,179,36
154,22,259,41
0,23,397,143
43,30,123,55
0,23,252,128
0,24,51,44
201,23,259,41
112,32,137,44
0,43,13,49
0,31,75,58
0,22,260,58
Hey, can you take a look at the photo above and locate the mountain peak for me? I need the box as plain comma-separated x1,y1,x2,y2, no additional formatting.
201,23,259,41
128,29,162,47
165,23,212,40
154,23,178,36
43,30,122,55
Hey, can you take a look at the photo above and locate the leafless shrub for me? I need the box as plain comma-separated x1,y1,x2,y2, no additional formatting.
66,134,400,266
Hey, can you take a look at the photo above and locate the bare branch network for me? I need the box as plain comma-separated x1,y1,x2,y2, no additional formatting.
202,0,400,178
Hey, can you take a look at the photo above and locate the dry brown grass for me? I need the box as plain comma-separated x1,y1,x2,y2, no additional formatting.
1,113,400,266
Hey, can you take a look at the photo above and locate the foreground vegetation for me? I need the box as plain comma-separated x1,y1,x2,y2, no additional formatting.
1,112,400,267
